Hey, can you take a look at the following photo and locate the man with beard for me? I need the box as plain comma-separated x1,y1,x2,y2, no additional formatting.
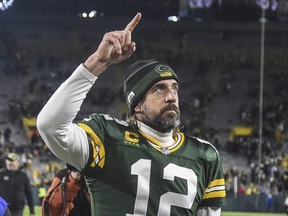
37,12,226,215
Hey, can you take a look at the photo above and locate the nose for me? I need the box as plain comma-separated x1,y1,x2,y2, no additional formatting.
164,88,177,103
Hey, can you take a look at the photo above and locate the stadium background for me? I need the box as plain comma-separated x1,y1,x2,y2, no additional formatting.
0,0,288,214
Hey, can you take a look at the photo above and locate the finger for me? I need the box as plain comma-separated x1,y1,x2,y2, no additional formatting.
124,12,142,32
110,37,122,54
123,31,131,52
103,32,123,54
110,31,126,48
123,42,136,58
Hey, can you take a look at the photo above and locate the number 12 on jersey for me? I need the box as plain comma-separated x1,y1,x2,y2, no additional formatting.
127,159,197,216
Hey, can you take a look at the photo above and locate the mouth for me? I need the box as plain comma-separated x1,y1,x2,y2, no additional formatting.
162,105,179,116
165,109,176,113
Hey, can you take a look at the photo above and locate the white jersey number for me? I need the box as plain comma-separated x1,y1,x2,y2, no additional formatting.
127,159,197,216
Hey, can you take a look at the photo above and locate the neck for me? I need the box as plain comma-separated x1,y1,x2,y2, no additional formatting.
137,121,174,147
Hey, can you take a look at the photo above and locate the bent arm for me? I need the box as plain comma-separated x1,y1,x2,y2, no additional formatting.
37,13,141,170
37,64,97,170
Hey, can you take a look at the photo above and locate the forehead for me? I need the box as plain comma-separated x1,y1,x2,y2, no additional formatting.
151,79,178,88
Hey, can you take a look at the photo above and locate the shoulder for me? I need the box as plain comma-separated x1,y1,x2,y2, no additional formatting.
16,169,27,175
81,113,128,125
78,113,130,133
18,170,30,179
185,135,220,162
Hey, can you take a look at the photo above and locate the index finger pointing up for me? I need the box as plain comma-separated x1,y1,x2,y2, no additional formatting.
125,12,142,32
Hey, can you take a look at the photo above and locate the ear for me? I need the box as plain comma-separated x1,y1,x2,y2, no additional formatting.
134,103,141,113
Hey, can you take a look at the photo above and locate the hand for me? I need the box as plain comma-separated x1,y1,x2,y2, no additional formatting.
84,12,142,76
70,170,81,182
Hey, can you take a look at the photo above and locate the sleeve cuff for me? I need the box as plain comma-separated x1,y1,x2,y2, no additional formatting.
77,63,98,84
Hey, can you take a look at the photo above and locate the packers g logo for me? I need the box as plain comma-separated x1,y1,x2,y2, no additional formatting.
125,131,139,145
155,65,174,77
155,65,172,73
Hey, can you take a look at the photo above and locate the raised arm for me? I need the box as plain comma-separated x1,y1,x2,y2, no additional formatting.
37,13,141,170
84,12,141,76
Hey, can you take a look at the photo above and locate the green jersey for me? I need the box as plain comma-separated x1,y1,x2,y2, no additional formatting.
78,113,226,215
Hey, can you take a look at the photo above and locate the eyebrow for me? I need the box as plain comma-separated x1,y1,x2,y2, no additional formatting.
150,81,179,91
152,83,165,88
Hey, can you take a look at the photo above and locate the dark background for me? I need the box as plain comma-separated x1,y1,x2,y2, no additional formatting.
1,0,286,22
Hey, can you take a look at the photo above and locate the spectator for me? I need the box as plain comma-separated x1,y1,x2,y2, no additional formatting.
37,183,46,206
42,166,91,216
3,128,11,144
265,193,273,212
0,153,34,216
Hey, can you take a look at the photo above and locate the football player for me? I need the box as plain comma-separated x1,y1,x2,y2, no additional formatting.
37,12,226,215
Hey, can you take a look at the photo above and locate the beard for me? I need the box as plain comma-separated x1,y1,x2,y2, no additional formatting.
140,104,181,133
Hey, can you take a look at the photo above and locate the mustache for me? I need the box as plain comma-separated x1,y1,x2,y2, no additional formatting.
161,104,180,114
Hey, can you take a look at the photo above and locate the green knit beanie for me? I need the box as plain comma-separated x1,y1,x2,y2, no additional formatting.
124,59,178,114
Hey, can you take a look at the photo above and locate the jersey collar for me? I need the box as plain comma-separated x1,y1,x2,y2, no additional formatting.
137,121,185,155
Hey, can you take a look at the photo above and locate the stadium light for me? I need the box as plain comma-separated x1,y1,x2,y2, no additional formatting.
0,0,14,11
79,10,99,19
256,0,278,11
167,16,180,22
189,0,213,9
89,10,97,18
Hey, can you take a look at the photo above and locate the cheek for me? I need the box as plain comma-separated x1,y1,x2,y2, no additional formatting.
150,97,165,106
141,95,168,114
143,101,161,113
141,103,156,118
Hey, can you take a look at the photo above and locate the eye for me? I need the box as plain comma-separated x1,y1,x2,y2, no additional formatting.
150,84,165,94
155,87,165,94
172,85,179,95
